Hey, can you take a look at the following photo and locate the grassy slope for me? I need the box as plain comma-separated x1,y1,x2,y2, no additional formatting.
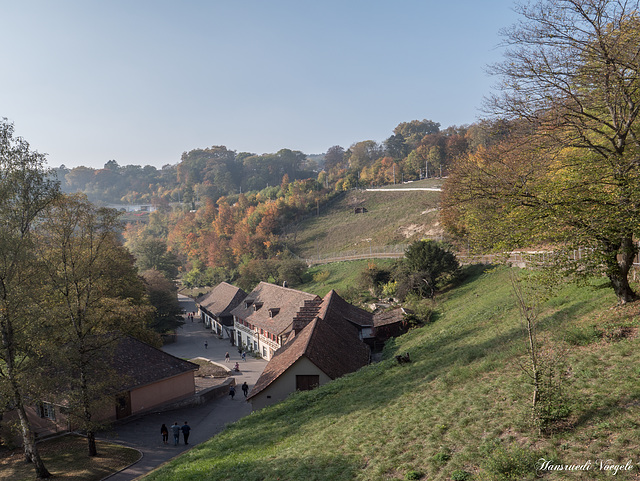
287,179,443,258
142,266,640,481
298,259,396,298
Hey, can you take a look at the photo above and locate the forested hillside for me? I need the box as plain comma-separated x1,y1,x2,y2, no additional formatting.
92,118,491,292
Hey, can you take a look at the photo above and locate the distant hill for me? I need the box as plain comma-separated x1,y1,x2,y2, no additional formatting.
284,178,444,259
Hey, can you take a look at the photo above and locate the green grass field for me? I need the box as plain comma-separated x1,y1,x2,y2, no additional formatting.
141,265,640,480
286,180,443,259
298,259,396,298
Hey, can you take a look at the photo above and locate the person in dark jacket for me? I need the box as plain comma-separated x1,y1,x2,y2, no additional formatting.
181,421,191,445
161,424,169,444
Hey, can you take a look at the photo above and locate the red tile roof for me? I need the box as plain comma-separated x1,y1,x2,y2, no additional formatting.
110,336,199,391
373,307,408,327
230,282,320,336
196,282,247,318
248,290,371,400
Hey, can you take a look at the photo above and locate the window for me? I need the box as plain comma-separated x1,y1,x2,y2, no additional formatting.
262,346,267,357
37,402,56,420
296,375,320,391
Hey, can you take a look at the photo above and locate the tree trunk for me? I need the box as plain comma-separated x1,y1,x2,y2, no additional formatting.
80,365,98,456
87,431,97,457
606,234,638,304
2,317,51,478
17,404,52,478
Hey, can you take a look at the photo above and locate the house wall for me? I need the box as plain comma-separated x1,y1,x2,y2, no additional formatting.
234,318,282,361
1,405,70,447
1,373,196,447
130,372,195,414
249,357,331,411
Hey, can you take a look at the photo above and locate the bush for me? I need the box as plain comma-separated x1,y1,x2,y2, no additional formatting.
405,470,424,480
394,240,459,298
481,444,540,480
312,270,330,284
451,470,471,481
358,262,392,296
432,450,451,466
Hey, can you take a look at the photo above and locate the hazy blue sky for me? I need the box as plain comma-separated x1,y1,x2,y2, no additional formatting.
1,1,519,169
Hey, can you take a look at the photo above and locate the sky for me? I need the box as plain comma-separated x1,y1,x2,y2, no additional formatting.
1,1,520,169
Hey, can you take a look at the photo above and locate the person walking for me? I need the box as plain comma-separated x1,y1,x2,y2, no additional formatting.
241,382,249,397
241,351,246,362
171,422,181,446
204,341,208,349
229,385,236,400
225,351,230,362
160,424,169,445
181,421,191,445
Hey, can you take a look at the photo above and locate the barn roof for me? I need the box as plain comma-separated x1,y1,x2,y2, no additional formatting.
230,282,320,336
196,282,247,318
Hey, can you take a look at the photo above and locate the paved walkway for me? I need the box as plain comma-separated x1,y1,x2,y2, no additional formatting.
99,297,267,480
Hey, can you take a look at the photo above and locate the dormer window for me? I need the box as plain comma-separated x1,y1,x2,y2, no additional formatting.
244,300,254,309
253,302,263,311
269,308,280,318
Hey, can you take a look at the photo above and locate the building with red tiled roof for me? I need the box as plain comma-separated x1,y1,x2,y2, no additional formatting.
373,307,410,340
230,282,320,360
196,282,247,338
1,335,198,444
247,290,371,410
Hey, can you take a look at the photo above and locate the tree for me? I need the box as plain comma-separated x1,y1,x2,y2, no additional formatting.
347,140,383,171
324,145,346,171
384,133,408,159
0,119,59,478
393,119,440,148
396,240,459,298
142,270,184,333
444,0,640,303
36,194,153,457
132,238,181,280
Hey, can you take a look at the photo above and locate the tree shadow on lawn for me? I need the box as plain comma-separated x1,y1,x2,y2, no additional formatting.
150,450,360,481
569,392,640,432
283,321,529,424
301,300,591,423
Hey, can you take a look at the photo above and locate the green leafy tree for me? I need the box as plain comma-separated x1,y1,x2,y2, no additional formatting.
397,240,459,298
36,194,154,457
132,238,181,280
0,119,59,478
393,119,440,148
142,269,184,333
324,145,346,171
445,0,640,303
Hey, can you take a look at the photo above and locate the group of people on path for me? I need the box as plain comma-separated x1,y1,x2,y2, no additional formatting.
229,382,249,400
160,421,191,446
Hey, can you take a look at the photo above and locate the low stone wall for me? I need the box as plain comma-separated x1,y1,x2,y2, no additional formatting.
149,378,236,413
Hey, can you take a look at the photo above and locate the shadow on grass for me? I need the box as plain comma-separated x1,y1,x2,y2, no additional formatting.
570,393,640,432
146,451,360,481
